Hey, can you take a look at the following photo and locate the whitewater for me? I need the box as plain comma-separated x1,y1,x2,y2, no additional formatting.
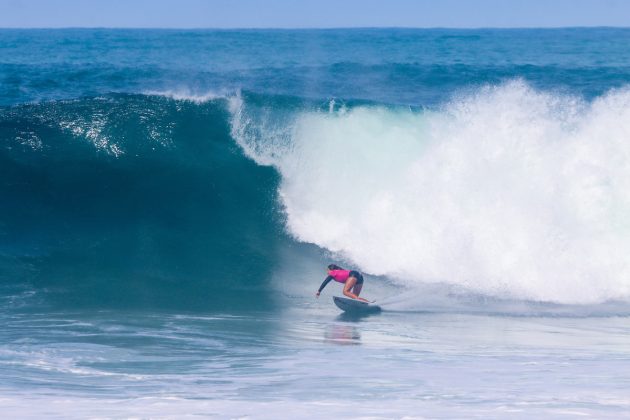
231,81,630,305
2,28,630,418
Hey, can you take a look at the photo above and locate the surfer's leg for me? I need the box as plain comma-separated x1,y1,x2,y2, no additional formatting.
350,271,364,296
343,277,358,298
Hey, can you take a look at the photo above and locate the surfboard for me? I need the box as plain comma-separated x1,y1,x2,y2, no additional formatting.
333,296,381,314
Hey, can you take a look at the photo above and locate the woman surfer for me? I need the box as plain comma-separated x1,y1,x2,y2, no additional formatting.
315,264,370,302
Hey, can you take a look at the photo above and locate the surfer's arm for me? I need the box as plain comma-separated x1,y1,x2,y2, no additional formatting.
316,276,334,296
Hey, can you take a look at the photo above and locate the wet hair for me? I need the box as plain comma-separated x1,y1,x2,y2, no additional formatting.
327,264,342,270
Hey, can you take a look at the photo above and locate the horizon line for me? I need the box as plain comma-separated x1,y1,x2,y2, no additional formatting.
1,25,630,31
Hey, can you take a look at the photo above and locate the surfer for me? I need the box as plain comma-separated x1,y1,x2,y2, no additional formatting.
316,264,370,302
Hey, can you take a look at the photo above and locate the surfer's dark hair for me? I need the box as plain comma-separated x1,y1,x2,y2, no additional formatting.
328,264,342,270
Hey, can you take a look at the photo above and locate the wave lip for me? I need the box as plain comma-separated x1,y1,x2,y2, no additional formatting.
230,81,630,305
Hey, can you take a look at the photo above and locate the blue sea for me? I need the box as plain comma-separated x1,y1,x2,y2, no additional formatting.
2,28,630,418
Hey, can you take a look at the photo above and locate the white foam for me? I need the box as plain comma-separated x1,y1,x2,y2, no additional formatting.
144,88,223,103
230,81,630,304
59,115,124,157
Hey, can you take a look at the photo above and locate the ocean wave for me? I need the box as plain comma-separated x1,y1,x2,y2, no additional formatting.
4,84,630,310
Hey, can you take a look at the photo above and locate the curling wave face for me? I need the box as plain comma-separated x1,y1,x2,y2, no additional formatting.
0,94,282,310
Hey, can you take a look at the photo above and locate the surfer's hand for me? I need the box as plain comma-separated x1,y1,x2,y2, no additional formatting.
315,291,320,298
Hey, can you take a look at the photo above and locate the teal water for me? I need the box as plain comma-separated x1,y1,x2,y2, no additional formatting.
2,28,630,418
2,28,630,106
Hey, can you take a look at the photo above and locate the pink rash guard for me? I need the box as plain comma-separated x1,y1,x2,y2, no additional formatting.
318,268,364,294
328,269,351,283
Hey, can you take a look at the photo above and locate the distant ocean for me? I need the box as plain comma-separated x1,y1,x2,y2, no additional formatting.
2,28,630,418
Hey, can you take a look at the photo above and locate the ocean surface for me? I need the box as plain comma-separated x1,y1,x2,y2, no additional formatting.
2,28,630,418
